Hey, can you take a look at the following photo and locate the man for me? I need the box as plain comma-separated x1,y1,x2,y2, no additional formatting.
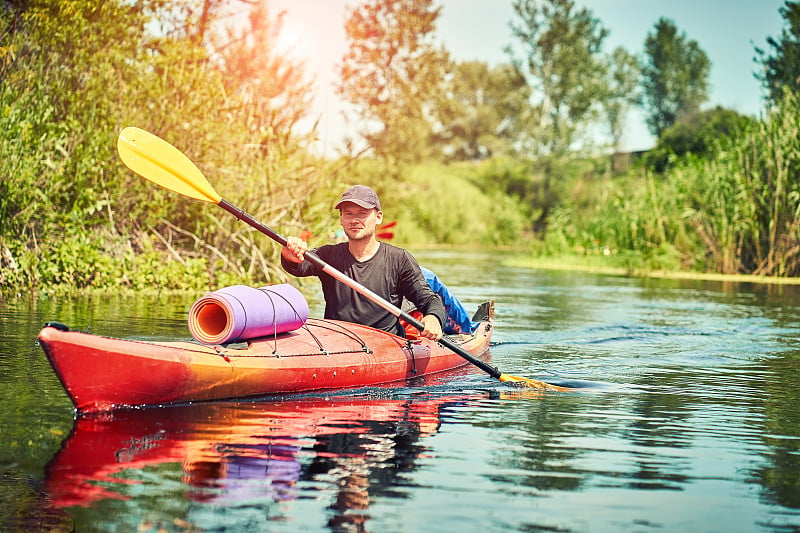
281,185,445,340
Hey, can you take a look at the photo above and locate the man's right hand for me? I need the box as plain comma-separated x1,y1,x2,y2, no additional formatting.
281,236,308,263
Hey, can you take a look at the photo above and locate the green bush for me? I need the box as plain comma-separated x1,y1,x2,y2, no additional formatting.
353,161,532,247
645,106,755,173
0,1,339,293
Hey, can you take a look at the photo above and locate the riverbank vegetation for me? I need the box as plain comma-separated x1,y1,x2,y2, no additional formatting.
531,92,800,277
1,0,799,294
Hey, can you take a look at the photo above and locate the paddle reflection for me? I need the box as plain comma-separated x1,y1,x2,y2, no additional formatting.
45,393,483,528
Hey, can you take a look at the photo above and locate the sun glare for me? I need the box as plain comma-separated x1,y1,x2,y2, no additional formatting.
218,0,351,155
275,17,308,59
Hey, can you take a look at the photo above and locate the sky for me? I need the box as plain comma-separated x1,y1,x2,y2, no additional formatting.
266,0,787,154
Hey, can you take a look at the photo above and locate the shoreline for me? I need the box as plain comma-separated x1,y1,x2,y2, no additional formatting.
508,257,800,286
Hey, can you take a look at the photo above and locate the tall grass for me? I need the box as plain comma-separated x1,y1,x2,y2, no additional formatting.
538,171,692,272
677,91,800,276
543,92,800,277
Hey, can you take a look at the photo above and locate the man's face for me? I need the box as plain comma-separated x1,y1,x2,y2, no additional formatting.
339,203,383,241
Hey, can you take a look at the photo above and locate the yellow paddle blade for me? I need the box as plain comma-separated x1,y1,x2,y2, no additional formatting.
117,127,222,204
499,373,570,391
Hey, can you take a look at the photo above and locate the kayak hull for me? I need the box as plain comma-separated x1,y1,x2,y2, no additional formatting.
38,317,493,413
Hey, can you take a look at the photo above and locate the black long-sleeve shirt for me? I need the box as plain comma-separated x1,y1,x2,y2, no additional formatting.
281,242,445,336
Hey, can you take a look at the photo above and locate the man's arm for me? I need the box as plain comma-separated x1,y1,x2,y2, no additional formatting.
280,236,318,277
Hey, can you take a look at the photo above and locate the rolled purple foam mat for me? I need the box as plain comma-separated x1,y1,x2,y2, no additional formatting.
188,284,309,344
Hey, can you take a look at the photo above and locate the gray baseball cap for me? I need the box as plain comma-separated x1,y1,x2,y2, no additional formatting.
335,185,381,211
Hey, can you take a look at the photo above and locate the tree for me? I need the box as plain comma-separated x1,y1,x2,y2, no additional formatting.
509,0,609,155
507,0,610,232
641,18,711,137
337,0,447,164
432,60,530,160
212,2,315,150
755,1,800,102
603,46,640,153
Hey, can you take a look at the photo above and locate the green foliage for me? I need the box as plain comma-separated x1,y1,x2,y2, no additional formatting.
1,0,797,291
604,46,641,152
0,0,336,294
330,159,529,247
641,17,711,137
540,170,693,273
476,156,548,223
645,106,755,172
756,1,800,103
508,0,610,156
538,92,800,277
506,0,611,234
401,162,530,245
125,249,210,292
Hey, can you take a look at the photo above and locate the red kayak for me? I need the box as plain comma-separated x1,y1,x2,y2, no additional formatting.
39,303,493,414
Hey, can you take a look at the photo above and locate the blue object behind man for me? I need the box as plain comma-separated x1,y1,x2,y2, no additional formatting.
420,267,479,335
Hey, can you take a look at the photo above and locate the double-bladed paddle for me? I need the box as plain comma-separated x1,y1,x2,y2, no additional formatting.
116,126,567,391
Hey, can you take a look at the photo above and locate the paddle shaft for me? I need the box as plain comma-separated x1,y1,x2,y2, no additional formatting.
218,199,503,379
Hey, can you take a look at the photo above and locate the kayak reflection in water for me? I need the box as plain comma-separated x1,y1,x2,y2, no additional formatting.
183,442,303,503
45,397,467,530
181,409,440,529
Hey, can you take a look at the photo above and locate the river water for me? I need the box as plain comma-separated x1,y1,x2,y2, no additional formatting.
2,249,800,532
